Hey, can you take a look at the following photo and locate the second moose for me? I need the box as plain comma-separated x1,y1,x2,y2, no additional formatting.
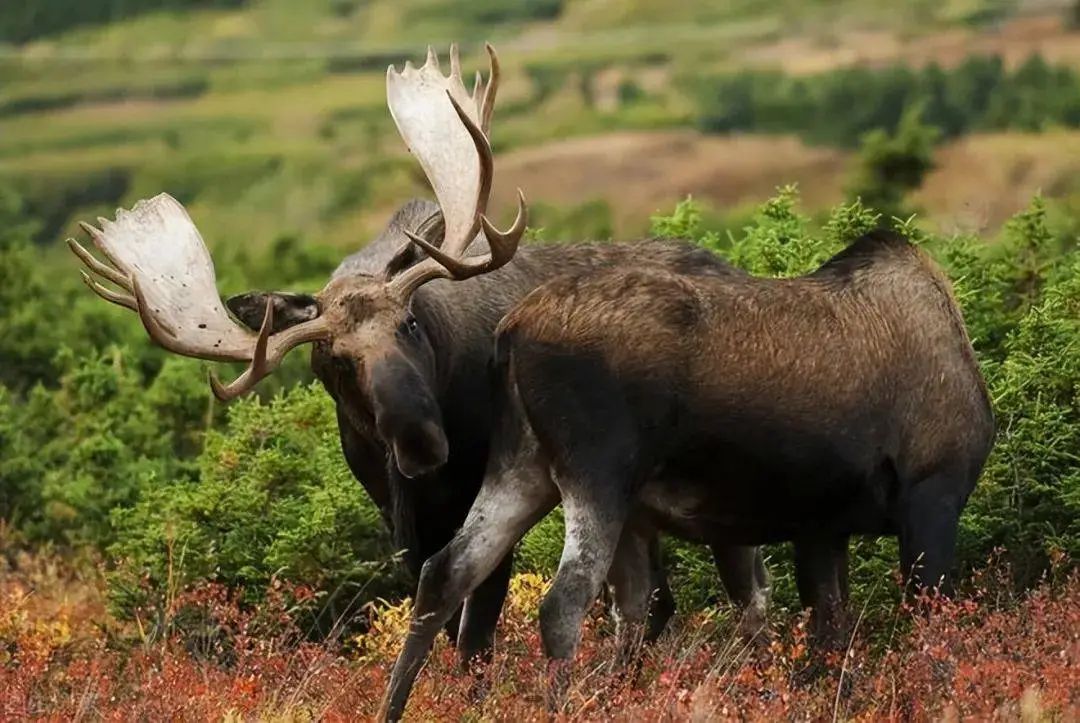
380,228,995,720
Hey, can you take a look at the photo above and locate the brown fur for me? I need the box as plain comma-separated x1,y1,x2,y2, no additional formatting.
379,229,993,720
500,231,992,483
229,199,765,673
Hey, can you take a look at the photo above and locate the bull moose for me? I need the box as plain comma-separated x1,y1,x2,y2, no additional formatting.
379,228,995,719
68,44,768,671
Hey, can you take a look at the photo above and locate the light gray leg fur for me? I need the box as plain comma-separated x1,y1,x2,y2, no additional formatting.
379,438,556,722
539,491,629,711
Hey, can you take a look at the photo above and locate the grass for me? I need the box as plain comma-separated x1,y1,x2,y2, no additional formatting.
2,546,1077,720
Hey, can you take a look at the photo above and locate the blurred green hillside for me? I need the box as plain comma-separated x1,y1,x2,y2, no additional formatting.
4,0,1080,257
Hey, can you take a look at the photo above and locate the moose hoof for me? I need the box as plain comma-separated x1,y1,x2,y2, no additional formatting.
545,659,572,713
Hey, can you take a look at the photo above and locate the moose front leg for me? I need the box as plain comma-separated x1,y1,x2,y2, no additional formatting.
899,470,965,597
794,535,850,650
456,550,514,687
379,469,556,722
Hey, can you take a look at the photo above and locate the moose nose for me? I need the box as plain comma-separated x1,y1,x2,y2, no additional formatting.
393,420,450,479
369,354,449,479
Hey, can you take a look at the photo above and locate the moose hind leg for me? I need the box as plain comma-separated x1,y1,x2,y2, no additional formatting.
712,544,771,638
644,533,676,642
606,522,657,670
379,461,557,722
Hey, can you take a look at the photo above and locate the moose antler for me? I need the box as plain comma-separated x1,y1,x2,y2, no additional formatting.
68,194,329,400
385,43,527,300
71,43,525,402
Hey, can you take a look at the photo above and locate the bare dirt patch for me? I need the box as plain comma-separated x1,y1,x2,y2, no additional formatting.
489,128,1080,236
491,130,847,235
916,129,1080,232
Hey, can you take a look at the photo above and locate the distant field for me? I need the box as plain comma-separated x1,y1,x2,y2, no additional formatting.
492,131,846,235
2,0,1079,250
491,127,1080,237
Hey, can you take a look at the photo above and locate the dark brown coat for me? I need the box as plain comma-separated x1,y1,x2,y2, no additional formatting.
229,199,768,669
378,229,994,721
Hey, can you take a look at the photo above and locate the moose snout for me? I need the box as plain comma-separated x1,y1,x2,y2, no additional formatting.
392,420,449,479
370,355,449,479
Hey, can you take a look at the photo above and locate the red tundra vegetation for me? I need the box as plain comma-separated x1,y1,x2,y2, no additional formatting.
1,548,1077,721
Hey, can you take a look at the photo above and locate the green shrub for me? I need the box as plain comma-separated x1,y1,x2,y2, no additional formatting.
847,105,940,220
528,199,615,241
0,224,157,393
963,262,1080,584
0,350,207,546
517,508,565,576
690,53,1080,147
108,384,409,636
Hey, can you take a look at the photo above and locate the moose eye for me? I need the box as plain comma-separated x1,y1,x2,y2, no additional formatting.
399,315,420,337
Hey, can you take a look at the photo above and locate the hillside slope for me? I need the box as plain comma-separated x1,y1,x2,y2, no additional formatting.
2,0,1079,250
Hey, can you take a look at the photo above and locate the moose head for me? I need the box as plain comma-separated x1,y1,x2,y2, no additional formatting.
68,44,526,479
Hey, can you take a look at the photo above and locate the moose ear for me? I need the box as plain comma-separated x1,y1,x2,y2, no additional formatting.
382,243,421,279
382,211,446,279
226,291,320,333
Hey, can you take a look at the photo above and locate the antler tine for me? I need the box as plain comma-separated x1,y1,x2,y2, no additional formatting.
67,236,131,290
78,220,131,279
479,43,499,134
71,193,331,402
480,188,527,259
472,71,485,121
401,187,526,280
450,43,462,80
209,298,274,401
79,270,138,311
211,309,330,401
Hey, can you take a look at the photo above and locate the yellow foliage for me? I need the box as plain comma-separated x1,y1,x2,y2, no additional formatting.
506,573,551,622
350,573,553,662
0,587,73,662
352,597,414,663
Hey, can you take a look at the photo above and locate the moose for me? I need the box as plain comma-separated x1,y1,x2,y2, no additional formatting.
69,44,768,672
378,228,996,719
